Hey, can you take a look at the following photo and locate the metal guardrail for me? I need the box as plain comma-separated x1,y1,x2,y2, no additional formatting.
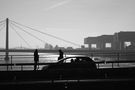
0,50,135,71
0,60,135,71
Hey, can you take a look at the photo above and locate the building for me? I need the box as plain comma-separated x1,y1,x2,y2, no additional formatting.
84,31,135,50
44,43,53,50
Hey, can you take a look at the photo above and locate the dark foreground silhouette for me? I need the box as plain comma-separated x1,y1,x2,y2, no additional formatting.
42,56,97,73
34,49,39,71
0,67,135,89
58,49,64,61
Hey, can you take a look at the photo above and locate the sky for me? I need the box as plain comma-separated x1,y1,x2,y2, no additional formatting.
0,0,135,49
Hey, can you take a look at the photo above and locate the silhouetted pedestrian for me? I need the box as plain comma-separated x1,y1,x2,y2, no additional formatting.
34,49,39,71
58,49,64,61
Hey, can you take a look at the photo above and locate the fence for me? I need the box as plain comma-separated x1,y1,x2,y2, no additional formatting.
0,60,135,71
0,50,135,71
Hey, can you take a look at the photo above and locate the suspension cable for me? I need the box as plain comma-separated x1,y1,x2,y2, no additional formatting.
0,19,5,24
0,20,5,28
0,19,6,32
10,22,47,44
9,23,32,48
0,23,5,32
10,19,81,47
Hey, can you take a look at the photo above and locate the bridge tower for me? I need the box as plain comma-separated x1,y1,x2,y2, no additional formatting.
4,18,9,62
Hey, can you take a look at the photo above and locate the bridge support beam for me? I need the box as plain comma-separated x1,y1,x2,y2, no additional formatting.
5,18,9,62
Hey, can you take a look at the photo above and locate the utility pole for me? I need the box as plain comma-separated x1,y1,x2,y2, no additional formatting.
5,18,9,62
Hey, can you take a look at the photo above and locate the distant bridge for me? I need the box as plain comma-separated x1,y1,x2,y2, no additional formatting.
0,49,135,52
1,18,135,61
1,49,135,55
0,18,81,61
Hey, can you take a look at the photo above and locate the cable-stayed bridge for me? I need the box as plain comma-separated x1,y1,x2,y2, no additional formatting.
0,18,135,63
0,18,81,48
0,18,83,60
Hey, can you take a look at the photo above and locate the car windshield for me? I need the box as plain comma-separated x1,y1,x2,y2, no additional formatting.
58,57,93,64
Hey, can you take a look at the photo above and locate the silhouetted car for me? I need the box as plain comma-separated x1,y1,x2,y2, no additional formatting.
42,56,97,78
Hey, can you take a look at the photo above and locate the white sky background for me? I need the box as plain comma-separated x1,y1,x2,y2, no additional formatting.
0,0,135,49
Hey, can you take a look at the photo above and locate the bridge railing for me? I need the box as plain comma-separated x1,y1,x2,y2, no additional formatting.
0,50,135,71
0,60,135,71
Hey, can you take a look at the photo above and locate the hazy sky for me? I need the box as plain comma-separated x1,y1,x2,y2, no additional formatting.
0,0,135,48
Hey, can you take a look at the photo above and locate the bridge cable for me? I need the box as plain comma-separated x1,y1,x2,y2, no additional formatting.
0,23,5,32
0,20,5,28
10,22,48,44
9,23,32,48
0,19,5,24
10,20,81,47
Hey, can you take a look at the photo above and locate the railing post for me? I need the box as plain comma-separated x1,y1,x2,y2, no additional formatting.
112,62,114,68
21,65,23,71
7,64,8,71
11,56,12,70
117,53,120,67
98,63,99,69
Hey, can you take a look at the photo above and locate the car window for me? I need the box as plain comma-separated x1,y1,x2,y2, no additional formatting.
63,58,76,63
59,57,93,64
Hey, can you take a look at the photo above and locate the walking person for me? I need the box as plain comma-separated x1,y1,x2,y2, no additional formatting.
58,49,64,61
34,49,39,71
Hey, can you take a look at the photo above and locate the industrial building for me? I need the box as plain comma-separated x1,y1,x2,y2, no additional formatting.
84,31,135,50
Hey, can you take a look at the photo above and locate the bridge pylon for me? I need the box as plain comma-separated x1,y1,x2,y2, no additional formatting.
4,18,9,62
